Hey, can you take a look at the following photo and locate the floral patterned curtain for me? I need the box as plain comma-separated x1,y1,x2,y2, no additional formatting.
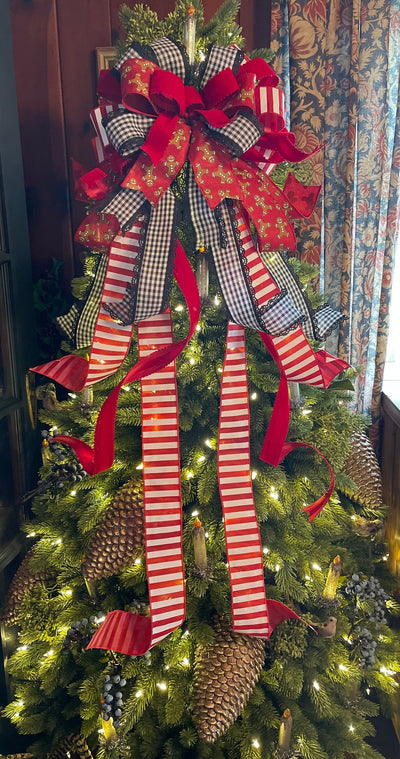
270,0,400,421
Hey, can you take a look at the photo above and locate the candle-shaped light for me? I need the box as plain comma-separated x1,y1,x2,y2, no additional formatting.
41,438,51,465
288,381,302,409
192,517,207,571
196,246,210,301
278,708,292,749
323,555,342,599
184,4,196,64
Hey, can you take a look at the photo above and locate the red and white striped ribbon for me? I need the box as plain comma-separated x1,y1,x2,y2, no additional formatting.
87,311,185,655
139,313,186,648
218,322,270,638
32,225,143,391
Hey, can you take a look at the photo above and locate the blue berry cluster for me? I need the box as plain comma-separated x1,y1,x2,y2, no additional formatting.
101,666,127,728
345,574,389,627
40,429,86,489
354,627,377,669
63,616,98,648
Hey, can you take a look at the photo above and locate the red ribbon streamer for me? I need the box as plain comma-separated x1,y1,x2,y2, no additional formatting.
42,243,200,475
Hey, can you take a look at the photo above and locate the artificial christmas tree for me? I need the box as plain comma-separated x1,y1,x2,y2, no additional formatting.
2,2,400,758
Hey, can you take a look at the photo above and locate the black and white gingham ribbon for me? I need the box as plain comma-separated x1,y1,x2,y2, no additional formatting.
56,254,109,349
260,250,343,340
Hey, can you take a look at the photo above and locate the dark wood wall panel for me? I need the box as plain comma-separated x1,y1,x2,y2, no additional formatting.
10,0,74,282
10,0,271,284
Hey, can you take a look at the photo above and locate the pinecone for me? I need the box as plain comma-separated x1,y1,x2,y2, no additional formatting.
47,734,93,759
193,617,266,742
340,432,382,509
82,480,144,581
0,549,51,626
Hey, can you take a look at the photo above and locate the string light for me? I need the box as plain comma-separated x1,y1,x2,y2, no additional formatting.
189,358,196,365
313,680,320,691
252,739,260,749
205,532,209,538
349,725,355,732
214,295,220,306
312,563,321,571
55,538,62,545
175,304,184,312
263,547,269,554
70,490,77,496
366,688,371,695
305,575,311,580
187,471,194,479
63,589,73,597
27,531,36,538
122,385,130,391
191,510,199,517
18,700,24,707
205,439,213,448
251,470,258,480
302,408,312,415
135,690,143,698
195,324,201,332
275,564,281,571
351,515,356,521
157,681,167,691
181,657,189,666
198,455,206,462
217,367,223,372
338,664,347,671
17,645,27,652
270,487,279,500
68,393,77,399
251,392,258,400
136,462,144,470
134,558,141,565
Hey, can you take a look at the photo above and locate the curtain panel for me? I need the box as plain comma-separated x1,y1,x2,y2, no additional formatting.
270,0,400,421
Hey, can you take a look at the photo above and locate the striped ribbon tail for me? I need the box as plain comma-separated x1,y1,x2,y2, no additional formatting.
87,312,185,655
32,223,146,391
218,322,270,638
219,322,302,638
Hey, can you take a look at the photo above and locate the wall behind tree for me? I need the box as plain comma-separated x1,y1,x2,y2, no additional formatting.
10,0,271,284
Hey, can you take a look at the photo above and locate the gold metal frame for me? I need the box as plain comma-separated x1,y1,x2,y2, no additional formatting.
96,46,117,74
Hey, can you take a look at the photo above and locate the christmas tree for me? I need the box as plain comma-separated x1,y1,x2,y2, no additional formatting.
2,2,400,758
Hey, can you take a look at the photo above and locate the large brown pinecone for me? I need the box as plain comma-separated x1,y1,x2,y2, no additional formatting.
0,549,50,626
82,480,144,581
193,618,266,742
47,734,93,759
340,432,382,509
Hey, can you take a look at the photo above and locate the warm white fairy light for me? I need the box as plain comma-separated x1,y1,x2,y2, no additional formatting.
187,471,194,479
349,725,355,733
63,588,73,597
380,666,396,676
157,681,167,691
263,547,269,554
27,531,36,538
17,645,27,652
205,439,213,448
217,367,223,372
366,688,371,695
96,615,106,623
205,532,209,538
189,358,196,365
18,700,24,707
275,564,281,571
70,490,77,496
270,487,279,500
68,392,77,399
55,538,62,545
191,510,199,517
134,558,141,565
198,455,206,462
135,690,143,698
214,295,220,306
252,739,260,749
313,680,320,691
251,392,258,400
302,408,312,415
175,304,184,312
195,324,201,332
312,563,321,571
136,462,144,470
44,649,54,657
182,657,189,666
338,664,348,671
252,470,258,480
183,630,190,636
351,515,356,521
305,575,311,580
122,385,130,391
